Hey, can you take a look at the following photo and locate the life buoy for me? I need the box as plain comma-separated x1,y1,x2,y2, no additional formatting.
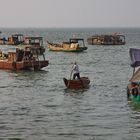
132,88,138,97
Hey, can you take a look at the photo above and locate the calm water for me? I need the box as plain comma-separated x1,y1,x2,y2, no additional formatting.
0,28,140,140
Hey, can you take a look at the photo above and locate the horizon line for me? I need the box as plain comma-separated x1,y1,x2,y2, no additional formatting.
0,26,140,29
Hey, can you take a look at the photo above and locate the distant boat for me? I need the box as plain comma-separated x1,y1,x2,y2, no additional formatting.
0,34,24,45
87,33,126,45
63,77,90,89
47,38,87,52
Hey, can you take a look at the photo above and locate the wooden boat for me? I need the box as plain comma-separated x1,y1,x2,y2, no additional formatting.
0,34,24,45
47,38,87,52
63,77,90,89
0,46,49,70
87,33,125,45
127,48,140,101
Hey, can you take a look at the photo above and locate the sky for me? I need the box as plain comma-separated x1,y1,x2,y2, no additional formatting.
0,0,140,28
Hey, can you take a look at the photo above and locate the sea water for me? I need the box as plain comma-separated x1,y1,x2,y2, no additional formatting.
0,28,140,140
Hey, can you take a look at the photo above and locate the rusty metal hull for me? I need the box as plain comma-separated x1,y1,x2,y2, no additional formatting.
0,60,49,70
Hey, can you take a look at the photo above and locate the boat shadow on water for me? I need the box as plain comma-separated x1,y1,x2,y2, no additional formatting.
63,85,90,96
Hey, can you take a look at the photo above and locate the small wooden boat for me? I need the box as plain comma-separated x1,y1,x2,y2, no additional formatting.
63,77,90,89
47,38,87,52
127,48,140,101
0,46,49,71
87,33,125,45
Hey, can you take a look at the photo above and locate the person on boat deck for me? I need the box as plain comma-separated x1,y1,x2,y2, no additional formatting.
72,62,81,79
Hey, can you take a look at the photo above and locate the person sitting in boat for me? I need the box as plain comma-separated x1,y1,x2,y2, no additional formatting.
72,62,81,79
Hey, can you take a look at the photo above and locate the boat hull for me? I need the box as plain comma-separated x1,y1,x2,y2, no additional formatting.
0,60,49,70
63,77,90,89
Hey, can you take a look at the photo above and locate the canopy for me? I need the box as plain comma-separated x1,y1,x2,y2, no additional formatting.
129,48,140,67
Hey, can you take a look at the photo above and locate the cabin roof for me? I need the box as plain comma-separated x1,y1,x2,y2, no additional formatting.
25,37,43,40
12,34,24,37
69,38,84,43
129,48,140,67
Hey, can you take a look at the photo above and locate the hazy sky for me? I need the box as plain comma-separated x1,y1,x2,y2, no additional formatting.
0,0,140,28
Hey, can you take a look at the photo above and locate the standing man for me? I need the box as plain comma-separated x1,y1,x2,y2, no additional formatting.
72,62,80,79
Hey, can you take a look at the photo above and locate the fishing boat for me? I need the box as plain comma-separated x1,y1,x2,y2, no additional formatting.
63,77,90,89
0,34,24,45
47,38,87,52
0,46,49,71
87,33,125,45
127,48,140,101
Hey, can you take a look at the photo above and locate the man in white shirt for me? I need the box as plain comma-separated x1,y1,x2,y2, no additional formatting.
72,62,80,79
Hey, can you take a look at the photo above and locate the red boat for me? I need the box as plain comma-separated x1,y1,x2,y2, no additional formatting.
63,77,90,89
0,46,49,70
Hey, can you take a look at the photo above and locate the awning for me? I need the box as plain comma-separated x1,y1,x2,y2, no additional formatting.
129,48,140,67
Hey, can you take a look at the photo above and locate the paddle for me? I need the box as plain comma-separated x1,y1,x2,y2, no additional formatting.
67,70,73,88
80,78,84,89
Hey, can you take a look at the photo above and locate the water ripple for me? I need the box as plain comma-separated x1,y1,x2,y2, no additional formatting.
0,28,139,140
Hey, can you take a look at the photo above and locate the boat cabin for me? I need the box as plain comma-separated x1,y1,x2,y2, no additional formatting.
11,34,24,45
63,38,86,48
24,37,43,46
70,38,86,47
23,37,45,54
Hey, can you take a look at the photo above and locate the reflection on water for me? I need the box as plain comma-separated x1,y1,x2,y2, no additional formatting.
127,101,140,139
63,86,90,95
128,100,140,111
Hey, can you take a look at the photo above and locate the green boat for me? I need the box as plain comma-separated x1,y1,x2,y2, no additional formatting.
47,38,87,52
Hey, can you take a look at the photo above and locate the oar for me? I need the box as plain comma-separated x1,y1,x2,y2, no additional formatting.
67,70,73,88
80,78,84,89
